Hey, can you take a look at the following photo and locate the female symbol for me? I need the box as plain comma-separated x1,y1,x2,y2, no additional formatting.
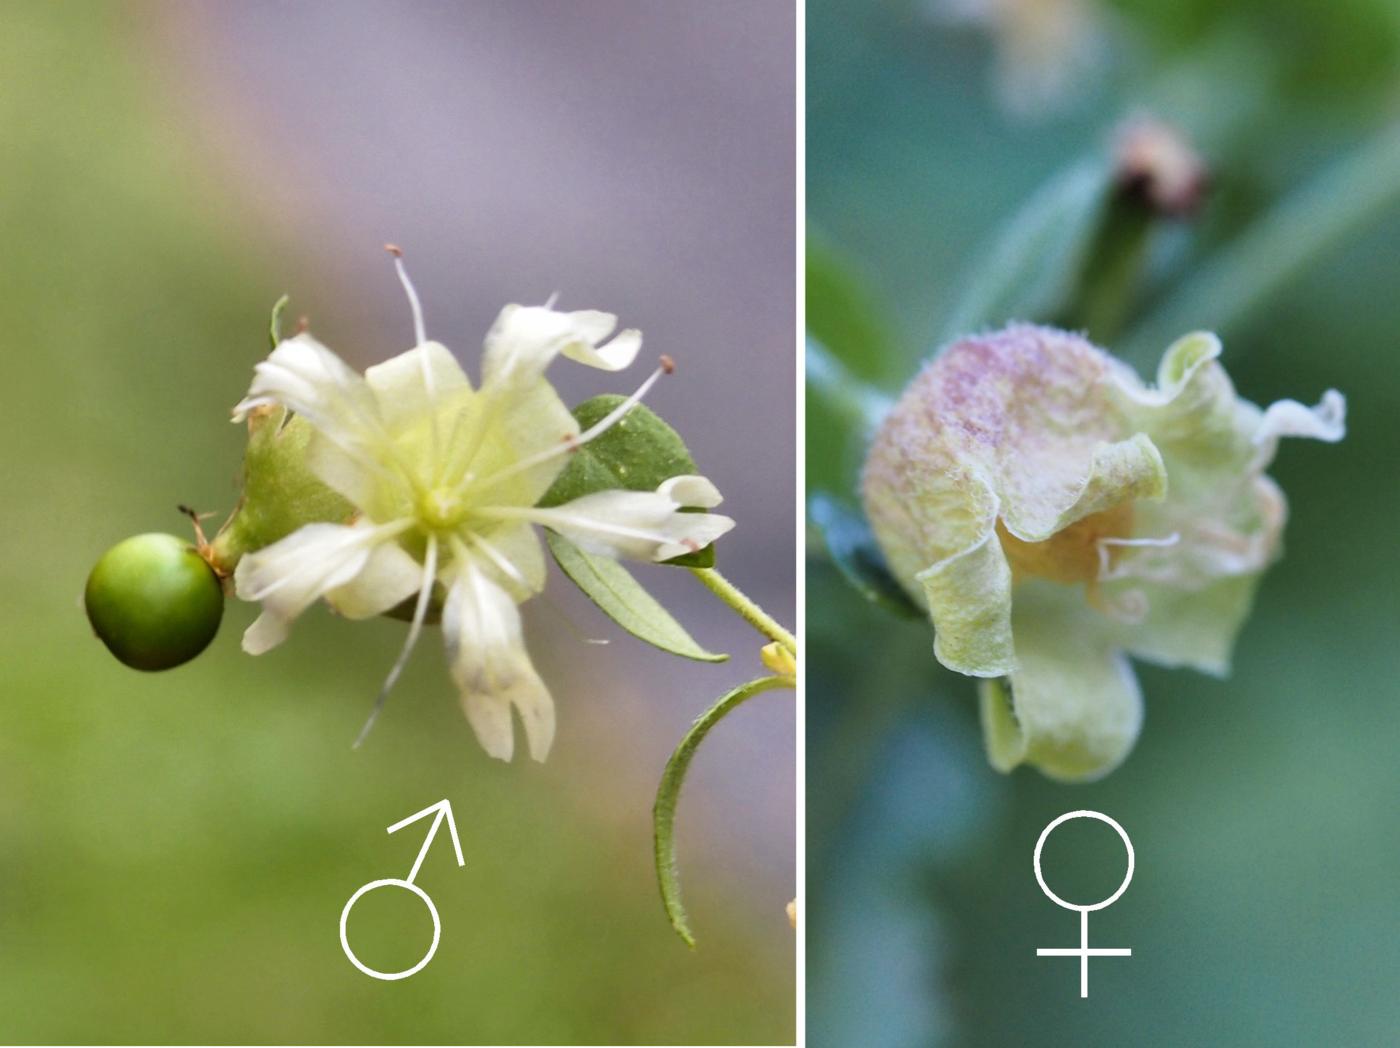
1033,810,1134,998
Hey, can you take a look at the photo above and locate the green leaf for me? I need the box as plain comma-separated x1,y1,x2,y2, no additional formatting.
539,394,716,568
806,227,903,383
545,531,727,663
653,674,794,947
808,494,921,619
938,158,1113,341
268,293,290,349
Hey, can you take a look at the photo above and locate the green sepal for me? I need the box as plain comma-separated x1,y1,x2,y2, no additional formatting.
208,409,355,573
538,394,716,568
545,531,727,663
808,494,921,619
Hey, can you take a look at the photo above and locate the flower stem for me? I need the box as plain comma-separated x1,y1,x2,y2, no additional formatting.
805,339,891,436
689,567,797,655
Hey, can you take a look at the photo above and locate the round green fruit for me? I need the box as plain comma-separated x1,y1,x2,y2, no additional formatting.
85,533,224,671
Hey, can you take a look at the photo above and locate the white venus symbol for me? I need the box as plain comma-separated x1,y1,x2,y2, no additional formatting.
1033,810,1134,998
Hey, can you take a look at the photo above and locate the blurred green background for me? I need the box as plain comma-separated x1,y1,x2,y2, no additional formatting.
0,2,793,1044
808,0,1400,1045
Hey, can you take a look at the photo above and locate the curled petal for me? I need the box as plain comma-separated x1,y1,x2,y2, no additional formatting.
442,562,555,762
658,474,724,509
482,304,642,391
1254,389,1346,451
233,522,394,654
231,334,383,457
908,476,1015,677
530,475,736,562
980,585,1144,782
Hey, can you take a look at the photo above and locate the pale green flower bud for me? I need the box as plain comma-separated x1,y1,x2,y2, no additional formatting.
863,324,1345,781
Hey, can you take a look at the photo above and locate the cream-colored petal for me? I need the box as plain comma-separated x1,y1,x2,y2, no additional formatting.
981,583,1143,781
530,479,735,562
231,333,384,458
864,325,1156,581
470,522,547,600
1112,574,1260,677
658,474,724,509
482,304,642,392
442,563,555,762
1000,432,1167,542
326,540,424,620
364,341,472,435
232,522,387,653
1253,389,1346,453
916,511,1015,678
478,378,580,507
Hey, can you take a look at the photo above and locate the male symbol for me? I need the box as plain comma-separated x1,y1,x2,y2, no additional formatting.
340,799,466,981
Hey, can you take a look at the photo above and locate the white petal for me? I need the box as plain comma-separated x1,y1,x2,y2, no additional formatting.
534,477,735,562
471,523,547,600
560,314,642,371
658,474,724,508
482,304,642,390
474,378,580,507
243,610,292,656
1253,389,1347,449
232,523,387,653
442,563,555,762
326,540,425,619
364,341,472,435
231,334,383,457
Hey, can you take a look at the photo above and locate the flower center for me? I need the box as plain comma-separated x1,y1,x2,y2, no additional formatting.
419,486,468,531
996,503,1135,585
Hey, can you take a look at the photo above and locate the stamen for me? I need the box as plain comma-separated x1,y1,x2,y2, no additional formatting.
353,533,438,749
465,359,670,497
385,242,441,471
1097,532,1180,582
385,243,427,347
465,531,535,594
544,291,560,309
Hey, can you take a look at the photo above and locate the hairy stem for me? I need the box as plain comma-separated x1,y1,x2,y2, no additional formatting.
690,567,797,654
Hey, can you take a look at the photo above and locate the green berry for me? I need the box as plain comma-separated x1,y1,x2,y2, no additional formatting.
85,533,224,671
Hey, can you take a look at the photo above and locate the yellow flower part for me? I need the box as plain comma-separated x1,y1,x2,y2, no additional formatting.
760,641,797,678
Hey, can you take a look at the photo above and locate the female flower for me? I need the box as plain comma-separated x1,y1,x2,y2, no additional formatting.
231,257,734,761
862,324,1344,781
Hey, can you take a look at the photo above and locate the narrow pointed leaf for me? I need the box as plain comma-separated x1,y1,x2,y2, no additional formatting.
653,674,794,947
545,531,726,663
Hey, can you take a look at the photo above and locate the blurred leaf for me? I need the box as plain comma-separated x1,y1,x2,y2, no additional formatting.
653,674,794,947
938,158,1113,340
544,531,727,663
1122,123,1400,366
807,227,904,381
808,494,921,619
267,293,289,349
805,337,892,496
539,395,716,568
